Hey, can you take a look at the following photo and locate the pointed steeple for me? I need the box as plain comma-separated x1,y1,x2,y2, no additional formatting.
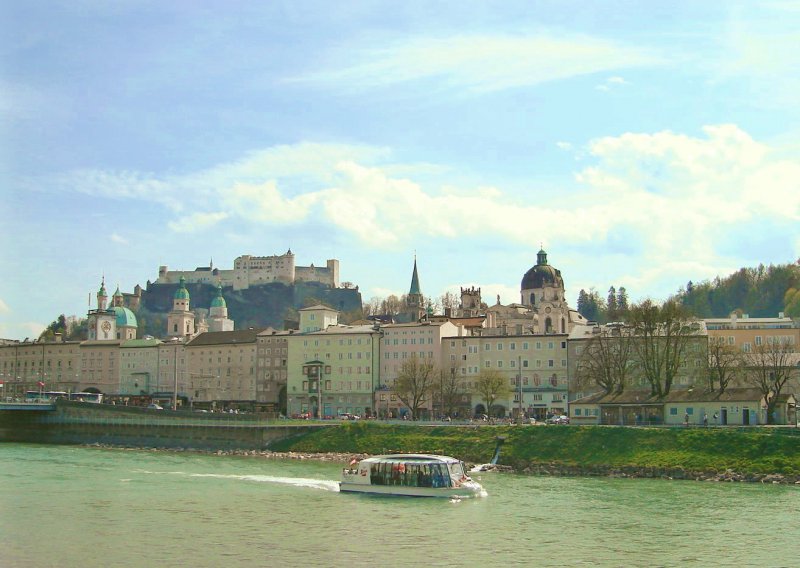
409,257,422,296
97,276,108,310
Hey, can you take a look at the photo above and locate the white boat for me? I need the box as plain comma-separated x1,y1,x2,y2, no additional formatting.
340,454,484,498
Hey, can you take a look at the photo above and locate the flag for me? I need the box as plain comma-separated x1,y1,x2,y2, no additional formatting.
349,458,358,466
37,381,45,387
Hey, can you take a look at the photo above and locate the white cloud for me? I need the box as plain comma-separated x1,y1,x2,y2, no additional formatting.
35,129,800,288
595,75,629,91
556,142,572,151
110,233,129,245
168,211,229,233
289,32,661,93
574,123,800,293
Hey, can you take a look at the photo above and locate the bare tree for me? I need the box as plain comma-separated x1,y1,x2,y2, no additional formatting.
744,337,798,424
707,337,744,394
440,291,459,312
381,295,405,316
628,299,701,398
433,366,464,418
575,325,635,395
364,297,382,316
393,357,437,420
474,369,511,418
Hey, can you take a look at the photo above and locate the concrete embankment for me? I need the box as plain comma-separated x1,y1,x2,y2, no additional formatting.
0,400,329,450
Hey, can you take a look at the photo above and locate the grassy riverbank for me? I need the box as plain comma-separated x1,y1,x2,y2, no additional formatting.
269,422,800,479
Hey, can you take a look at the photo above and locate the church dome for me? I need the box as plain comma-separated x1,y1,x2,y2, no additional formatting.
210,283,226,308
521,249,564,290
112,306,138,328
174,276,190,300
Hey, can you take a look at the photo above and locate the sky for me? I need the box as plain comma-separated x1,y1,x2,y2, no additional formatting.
1,1,799,340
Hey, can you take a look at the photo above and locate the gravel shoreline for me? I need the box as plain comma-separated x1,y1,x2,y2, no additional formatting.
86,444,797,484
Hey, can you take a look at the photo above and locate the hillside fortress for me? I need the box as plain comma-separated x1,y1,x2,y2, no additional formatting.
156,250,340,291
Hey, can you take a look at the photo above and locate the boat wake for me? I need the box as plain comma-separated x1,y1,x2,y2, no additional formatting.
136,470,340,492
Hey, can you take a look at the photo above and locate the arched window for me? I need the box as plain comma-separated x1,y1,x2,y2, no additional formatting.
561,318,566,333
550,374,558,387
530,293,535,305
545,317,552,332
533,374,540,386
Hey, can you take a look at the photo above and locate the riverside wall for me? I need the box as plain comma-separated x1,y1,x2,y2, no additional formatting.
0,400,330,451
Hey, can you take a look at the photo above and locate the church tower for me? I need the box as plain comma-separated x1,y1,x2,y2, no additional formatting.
405,257,425,322
520,248,569,333
208,282,234,332
167,276,196,339
87,277,117,341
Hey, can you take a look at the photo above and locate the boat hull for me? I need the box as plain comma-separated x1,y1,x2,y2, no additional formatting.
339,480,483,498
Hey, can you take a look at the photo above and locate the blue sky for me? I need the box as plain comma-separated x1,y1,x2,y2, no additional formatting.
1,1,799,340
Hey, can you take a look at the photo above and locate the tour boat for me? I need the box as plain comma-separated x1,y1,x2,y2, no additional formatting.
340,454,484,498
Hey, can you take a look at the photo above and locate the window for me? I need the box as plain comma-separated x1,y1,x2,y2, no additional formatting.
755,336,762,346
670,407,678,415
575,408,582,416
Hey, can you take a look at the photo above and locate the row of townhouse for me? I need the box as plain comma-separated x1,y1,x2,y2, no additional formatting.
285,306,574,420
0,329,290,412
2,308,796,421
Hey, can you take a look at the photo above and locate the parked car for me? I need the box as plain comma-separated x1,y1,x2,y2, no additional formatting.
147,403,164,410
546,415,570,425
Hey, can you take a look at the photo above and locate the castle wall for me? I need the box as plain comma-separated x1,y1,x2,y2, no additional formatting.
156,254,339,290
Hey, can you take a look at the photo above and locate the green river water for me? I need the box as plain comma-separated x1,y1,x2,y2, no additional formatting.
1,444,798,567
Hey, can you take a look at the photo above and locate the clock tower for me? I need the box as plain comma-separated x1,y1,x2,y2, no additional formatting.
87,277,117,340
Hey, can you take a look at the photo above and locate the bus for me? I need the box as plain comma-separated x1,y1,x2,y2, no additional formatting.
25,391,104,403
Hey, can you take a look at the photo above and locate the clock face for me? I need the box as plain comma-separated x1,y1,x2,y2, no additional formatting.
102,321,111,332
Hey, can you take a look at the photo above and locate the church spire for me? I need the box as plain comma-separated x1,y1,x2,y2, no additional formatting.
409,256,422,296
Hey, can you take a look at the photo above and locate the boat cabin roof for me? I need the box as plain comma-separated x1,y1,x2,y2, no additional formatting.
360,454,461,465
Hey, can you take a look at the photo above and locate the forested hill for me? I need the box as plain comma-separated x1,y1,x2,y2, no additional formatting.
135,281,363,338
674,261,800,318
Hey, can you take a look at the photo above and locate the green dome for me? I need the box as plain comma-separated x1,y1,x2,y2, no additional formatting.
210,284,226,308
112,306,138,328
113,286,123,298
174,276,190,300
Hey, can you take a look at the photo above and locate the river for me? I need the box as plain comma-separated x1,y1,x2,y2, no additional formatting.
1,444,798,567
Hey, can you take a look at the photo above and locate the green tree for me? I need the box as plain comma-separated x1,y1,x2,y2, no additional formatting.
474,369,511,418
393,357,437,420
784,288,800,317
577,288,605,322
38,314,68,341
607,287,618,321
616,287,629,314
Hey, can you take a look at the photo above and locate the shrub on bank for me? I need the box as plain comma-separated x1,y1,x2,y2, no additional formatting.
269,423,800,476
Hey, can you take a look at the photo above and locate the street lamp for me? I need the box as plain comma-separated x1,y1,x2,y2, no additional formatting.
171,337,181,411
